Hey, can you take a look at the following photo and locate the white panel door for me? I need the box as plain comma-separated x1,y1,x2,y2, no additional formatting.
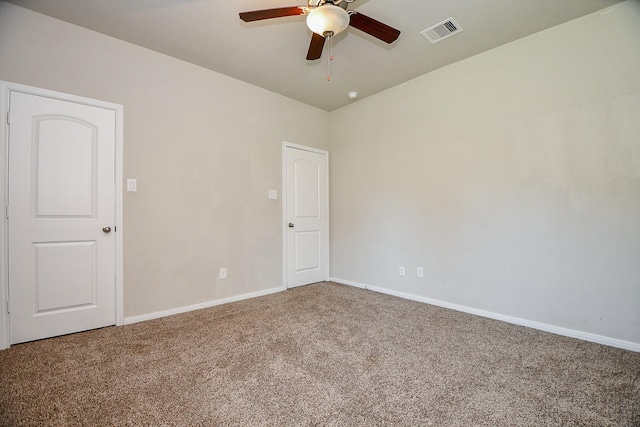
285,146,328,288
8,91,116,344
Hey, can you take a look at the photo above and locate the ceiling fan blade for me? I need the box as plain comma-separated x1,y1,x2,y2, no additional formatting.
239,6,306,22
306,33,325,60
349,12,401,44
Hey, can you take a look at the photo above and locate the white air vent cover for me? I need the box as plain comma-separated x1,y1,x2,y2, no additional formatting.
421,18,462,44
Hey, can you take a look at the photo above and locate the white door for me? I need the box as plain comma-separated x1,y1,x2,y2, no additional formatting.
285,145,328,288
8,91,117,344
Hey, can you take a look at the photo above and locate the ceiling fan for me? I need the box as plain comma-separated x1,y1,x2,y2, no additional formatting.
239,0,401,61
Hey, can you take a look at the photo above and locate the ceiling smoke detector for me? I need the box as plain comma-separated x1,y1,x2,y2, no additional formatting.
420,18,462,44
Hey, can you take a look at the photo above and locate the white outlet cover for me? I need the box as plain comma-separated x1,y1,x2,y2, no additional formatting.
268,190,278,200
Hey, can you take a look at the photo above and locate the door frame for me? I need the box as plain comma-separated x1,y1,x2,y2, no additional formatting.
281,142,329,289
0,81,124,350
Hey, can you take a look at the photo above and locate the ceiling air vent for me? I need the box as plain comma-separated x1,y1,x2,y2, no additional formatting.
420,18,462,44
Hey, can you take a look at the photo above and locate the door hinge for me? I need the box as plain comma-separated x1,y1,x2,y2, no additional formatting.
6,110,10,125
6,300,9,314
4,206,8,220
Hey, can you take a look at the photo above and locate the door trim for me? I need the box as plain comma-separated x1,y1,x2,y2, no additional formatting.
0,81,124,350
281,142,329,289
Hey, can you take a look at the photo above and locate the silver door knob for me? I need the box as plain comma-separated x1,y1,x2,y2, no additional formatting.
102,226,112,233
288,223,294,228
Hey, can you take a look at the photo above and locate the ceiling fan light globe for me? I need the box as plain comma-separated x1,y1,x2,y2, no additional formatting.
306,5,350,36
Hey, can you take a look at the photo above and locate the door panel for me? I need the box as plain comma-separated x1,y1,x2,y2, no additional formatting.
294,160,320,218
294,231,320,272
36,117,96,217
34,241,97,312
285,146,328,287
8,91,116,344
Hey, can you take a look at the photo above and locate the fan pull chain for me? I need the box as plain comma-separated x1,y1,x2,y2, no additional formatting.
327,34,333,81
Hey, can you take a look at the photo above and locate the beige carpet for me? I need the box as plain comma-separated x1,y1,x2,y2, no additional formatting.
1,282,639,426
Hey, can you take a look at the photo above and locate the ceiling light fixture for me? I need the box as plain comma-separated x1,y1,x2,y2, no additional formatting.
306,4,350,37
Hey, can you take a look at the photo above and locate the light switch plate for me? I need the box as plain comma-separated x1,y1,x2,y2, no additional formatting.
268,190,277,200
126,178,137,192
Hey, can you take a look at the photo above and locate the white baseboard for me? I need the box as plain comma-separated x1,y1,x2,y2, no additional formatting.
124,286,285,325
330,277,640,353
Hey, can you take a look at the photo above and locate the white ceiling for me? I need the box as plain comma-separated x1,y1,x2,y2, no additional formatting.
5,0,625,111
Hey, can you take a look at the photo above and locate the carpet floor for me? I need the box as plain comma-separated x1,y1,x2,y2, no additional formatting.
1,282,639,426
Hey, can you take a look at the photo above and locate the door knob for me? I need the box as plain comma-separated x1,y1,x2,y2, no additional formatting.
288,223,294,228
102,226,112,233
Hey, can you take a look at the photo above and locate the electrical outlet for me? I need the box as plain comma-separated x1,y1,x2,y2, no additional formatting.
417,267,424,278
399,266,405,276
219,268,227,279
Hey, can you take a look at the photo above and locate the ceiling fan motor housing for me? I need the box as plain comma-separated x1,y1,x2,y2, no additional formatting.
309,0,351,9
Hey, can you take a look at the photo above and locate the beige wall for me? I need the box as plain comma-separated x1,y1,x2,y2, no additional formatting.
0,2,330,317
329,1,640,344
1,1,639,346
